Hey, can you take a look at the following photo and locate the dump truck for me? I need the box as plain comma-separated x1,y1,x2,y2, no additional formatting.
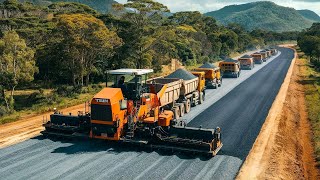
265,49,272,57
238,55,255,70
251,53,264,64
42,69,222,156
149,68,206,119
270,48,278,55
260,51,268,62
193,63,222,89
219,58,241,78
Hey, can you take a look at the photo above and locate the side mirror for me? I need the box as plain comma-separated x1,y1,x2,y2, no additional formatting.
120,100,127,110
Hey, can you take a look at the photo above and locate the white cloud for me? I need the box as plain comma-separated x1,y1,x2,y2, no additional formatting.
116,0,320,15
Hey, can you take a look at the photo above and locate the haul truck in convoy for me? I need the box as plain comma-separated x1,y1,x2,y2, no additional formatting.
251,52,264,64
150,68,206,119
238,55,255,70
219,58,241,78
270,48,278,55
265,49,272,57
193,63,222,89
260,50,268,62
42,68,222,156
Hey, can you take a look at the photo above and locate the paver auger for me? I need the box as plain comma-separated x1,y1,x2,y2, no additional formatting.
42,69,222,156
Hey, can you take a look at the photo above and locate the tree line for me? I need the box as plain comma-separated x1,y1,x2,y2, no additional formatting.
298,23,320,68
0,0,298,114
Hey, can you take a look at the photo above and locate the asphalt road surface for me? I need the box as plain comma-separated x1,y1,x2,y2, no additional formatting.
0,47,294,180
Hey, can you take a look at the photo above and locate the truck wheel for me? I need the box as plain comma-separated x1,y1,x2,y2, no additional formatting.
184,99,191,113
218,79,222,87
191,97,197,107
180,104,185,117
199,92,204,104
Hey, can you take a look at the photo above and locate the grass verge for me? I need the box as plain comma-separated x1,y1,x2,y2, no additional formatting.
298,50,320,166
0,85,102,125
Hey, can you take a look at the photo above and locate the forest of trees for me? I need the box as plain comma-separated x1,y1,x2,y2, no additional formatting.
298,23,320,68
0,0,298,115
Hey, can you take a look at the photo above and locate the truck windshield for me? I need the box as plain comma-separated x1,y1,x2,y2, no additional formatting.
91,104,112,121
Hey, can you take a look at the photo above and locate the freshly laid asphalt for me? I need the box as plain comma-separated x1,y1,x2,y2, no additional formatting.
0,47,294,180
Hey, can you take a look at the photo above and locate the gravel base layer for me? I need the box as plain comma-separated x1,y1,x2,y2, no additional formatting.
0,48,293,180
166,68,197,80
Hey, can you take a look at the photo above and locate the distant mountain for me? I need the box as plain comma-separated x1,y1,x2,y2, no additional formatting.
298,10,320,22
0,0,118,13
205,1,314,32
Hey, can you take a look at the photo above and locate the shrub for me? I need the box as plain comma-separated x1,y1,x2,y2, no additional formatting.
0,106,7,117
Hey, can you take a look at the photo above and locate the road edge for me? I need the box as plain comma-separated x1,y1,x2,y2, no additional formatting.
236,46,297,179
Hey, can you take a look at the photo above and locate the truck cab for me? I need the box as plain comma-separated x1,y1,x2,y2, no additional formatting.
191,71,206,93
193,63,222,89
260,51,268,62
219,58,241,78
251,53,263,64
265,49,272,57
270,48,278,55
238,55,254,70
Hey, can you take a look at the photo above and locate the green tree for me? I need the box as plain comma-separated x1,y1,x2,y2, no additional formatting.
44,14,122,86
298,23,320,67
113,0,170,69
0,30,37,111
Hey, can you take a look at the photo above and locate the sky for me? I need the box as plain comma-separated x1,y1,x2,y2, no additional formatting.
116,0,320,15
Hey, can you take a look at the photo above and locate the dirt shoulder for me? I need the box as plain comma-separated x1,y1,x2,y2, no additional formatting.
0,104,86,148
237,47,319,179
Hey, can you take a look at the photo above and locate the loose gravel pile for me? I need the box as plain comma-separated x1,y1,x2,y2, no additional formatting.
199,62,218,69
224,58,239,63
166,68,197,80
240,55,252,59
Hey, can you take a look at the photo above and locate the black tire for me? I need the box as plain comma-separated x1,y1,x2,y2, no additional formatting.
213,83,217,89
202,92,205,102
185,99,191,113
218,78,222,87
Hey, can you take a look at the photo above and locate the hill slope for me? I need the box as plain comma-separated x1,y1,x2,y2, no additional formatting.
298,10,320,22
0,0,118,13
205,1,314,32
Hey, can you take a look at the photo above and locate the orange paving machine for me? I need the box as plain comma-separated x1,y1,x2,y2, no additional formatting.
42,69,223,156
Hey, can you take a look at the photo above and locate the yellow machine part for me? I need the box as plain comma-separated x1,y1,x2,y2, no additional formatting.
158,110,174,127
191,71,206,92
194,68,215,80
90,88,127,141
219,62,240,72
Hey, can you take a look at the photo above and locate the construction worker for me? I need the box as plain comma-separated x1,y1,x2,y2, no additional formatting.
118,76,127,96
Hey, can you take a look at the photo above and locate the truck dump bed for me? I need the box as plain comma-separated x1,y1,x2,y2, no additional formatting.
165,68,199,96
148,78,182,107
